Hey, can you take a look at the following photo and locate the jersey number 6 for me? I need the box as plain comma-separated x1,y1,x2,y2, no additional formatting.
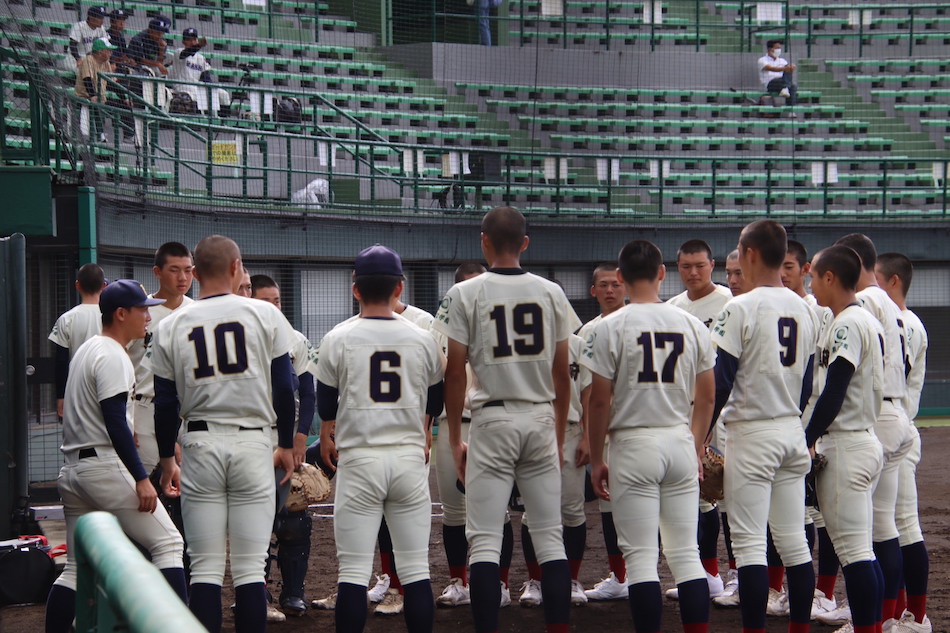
370,351,402,403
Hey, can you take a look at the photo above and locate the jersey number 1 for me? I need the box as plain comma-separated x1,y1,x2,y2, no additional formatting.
188,323,248,379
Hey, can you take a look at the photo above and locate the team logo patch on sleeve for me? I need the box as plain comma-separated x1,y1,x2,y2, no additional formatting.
712,309,729,337
435,296,451,324
831,326,850,353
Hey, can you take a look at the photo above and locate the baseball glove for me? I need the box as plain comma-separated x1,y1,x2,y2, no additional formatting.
804,452,828,509
699,447,725,503
285,463,331,512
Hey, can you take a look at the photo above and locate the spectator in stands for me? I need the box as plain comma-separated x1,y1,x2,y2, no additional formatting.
470,0,501,46
106,9,134,70
74,37,115,105
128,16,172,76
66,6,107,71
167,28,231,115
758,39,797,109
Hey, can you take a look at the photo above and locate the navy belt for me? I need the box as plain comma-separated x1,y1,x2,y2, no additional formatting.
187,420,257,432
484,400,505,407
78,448,97,459
461,417,471,423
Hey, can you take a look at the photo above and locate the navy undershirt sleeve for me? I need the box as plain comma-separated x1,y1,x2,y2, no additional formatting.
317,380,339,422
800,354,815,412
804,357,856,448
296,371,316,436
426,381,445,419
101,393,148,481
271,353,296,449
54,344,70,399
154,376,181,459
708,349,739,438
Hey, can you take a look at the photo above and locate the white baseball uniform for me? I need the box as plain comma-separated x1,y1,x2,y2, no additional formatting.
711,286,816,569
856,285,913,542
810,305,885,566
577,313,612,514
433,270,581,565
168,48,231,108
316,315,443,587
896,308,928,547
667,284,733,328
127,295,194,472
151,294,294,588
582,302,714,586
49,303,103,357
54,335,184,591
68,21,107,58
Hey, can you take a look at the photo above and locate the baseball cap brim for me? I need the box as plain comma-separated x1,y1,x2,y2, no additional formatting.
138,296,165,307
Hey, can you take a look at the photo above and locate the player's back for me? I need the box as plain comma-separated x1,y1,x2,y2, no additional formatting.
856,286,906,400
152,294,292,427
586,303,714,430
712,286,816,424
49,304,102,357
317,316,442,451
436,271,580,408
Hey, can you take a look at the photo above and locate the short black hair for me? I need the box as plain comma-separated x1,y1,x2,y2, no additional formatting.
876,252,914,297
834,233,876,271
354,274,401,304
786,240,808,267
481,206,526,256
812,245,862,291
618,240,663,284
739,220,787,269
767,39,783,49
250,274,278,295
154,242,192,269
590,262,617,286
454,262,486,284
77,263,105,295
101,309,115,327
677,239,713,262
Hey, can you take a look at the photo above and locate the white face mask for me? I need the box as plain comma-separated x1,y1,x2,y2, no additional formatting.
772,48,782,56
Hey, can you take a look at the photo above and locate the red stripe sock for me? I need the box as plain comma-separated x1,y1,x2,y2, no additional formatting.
875,622,883,633
608,554,626,583
768,566,785,592
742,628,766,633
683,622,708,633
729,559,737,571
882,598,896,622
907,594,927,622
546,624,569,633
526,562,542,581
788,621,810,633
449,566,467,585
380,552,394,577
816,574,836,598
895,589,906,618
500,567,510,587
701,558,719,578
569,560,582,580
854,626,876,633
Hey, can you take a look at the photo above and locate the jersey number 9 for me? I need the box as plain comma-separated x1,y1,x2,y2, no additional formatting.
778,317,798,367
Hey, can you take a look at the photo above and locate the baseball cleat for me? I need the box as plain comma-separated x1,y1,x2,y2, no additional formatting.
712,569,739,607
519,579,543,607
883,617,900,633
266,604,287,622
779,88,791,97
374,589,404,615
816,602,852,626
584,572,628,601
280,596,307,617
766,588,789,616
436,577,471,607
499,582,511,608
665,571,724,601
367,573,391,603
893,611,932,633
570,579,588,606
811,589,837,619
665,586,679,600
832,622,854,633
311,592,336,610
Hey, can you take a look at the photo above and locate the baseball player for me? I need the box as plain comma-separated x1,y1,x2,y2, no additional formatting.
578,263,630,602
432,206,581,633
710,220,817,633
833,234,914,627
45,280,186,633
725,249,749,297
168,28,231,114
235,267,253,297
585,239,715,633
316,244,444,633
434,263,517,610
49,263,107,418
804,244,886,633
667,239,731,602
153,235,297,633
66,6,107,69
126,242,194,474
250,274,318,618
519,331,591,607
875,253,931,633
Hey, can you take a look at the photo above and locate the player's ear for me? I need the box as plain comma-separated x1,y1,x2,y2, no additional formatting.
153,265,162,279
351,283,361,303
74,280,81,292
520,235,529,253
657,264,666,282
614,268,623,285
393,280,404,300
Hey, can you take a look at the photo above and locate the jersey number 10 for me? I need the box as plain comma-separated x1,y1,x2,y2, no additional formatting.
188,323,248,379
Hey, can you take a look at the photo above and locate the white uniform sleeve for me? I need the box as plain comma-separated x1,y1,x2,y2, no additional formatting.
827,317,863,369
553,287,582,342
579,317,616,380
95,351,133,401
69,22,82,42
48,314,69,347
693,317,716,374
270,308,296,360
905,326,928,420
314,331,340,389
150,319,174,381
291,331,317,376
432,285,469,346
710,299,746,359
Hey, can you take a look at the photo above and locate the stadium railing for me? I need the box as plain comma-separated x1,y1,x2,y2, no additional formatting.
74,511,203,633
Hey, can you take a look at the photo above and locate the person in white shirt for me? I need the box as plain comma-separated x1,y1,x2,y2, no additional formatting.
66,6,107,70
168,28,230,115
758,39,798,107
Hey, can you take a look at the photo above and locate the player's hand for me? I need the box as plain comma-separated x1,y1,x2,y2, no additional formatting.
697,453,704,482
293,432,308,469
158,64,169,76
274,448,295,485
198,37,208,47
452,441,468,485
135,478,158,513
57,399,64,419
160,457,181,498
574,433,590,468
320,437,338,473
133,432,140,447
591,462,609,501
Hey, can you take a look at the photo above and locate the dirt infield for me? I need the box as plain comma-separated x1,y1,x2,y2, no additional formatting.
4,426,949,632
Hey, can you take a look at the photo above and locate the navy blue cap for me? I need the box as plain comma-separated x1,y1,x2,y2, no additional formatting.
355,244,403,277
99,279,165,314
182,27,198,39
109,9,127,20
87,6,107,18
148,16,170,32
